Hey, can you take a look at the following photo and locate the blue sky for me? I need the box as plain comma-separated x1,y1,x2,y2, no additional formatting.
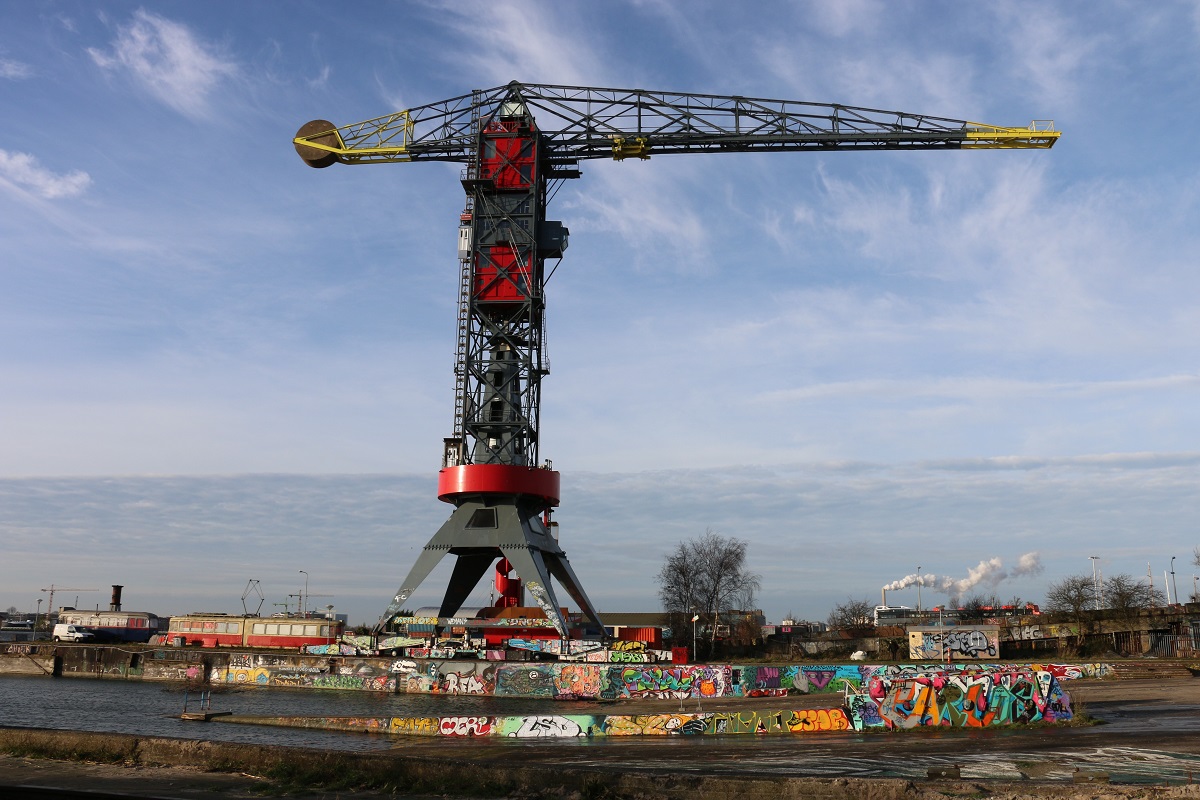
3,1,1200,626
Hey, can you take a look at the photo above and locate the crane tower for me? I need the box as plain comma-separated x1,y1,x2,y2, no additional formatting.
294,82,1059,637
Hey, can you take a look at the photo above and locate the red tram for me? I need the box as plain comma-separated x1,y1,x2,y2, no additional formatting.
165,613,344,649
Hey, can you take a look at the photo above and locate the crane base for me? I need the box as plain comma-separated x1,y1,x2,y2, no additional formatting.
374,493,603,638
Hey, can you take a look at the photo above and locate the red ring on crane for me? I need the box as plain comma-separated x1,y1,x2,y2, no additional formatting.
437,464,560,506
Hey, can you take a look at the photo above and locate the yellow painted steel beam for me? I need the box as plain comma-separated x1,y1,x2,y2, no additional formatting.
962,121,1061,149
293,112,415,165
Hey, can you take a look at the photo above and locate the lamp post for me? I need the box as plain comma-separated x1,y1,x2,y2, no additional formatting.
1171,557,1178,606
36,598,42,631
1089,556,1101,610
299,570,308,617
916,566,922,614
691,611,699,662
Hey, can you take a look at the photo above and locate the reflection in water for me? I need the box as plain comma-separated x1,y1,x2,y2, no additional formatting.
0,674,576,752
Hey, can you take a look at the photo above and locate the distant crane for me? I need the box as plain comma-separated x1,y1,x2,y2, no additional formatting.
288,593,332,617
40,585,96,617
294,82,1060,637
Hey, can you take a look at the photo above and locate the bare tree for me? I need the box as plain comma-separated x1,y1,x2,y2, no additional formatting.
1101,573,1160,630
827,597,874,631
1043,574,1097,645
657,529,760,652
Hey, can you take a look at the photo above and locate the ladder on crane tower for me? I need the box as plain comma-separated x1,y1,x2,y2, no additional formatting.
448,91,483,461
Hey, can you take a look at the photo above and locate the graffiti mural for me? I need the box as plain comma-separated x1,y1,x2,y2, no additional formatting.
908,627,999,660
239,665,1070,740
851,668,1071,731
438,715,493,736
692,665,732,698
498,715,591,738
495,664,557,697
604,666,696,700
555,663,602,699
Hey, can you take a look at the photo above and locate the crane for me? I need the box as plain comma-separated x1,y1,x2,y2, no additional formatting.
40,585,97,618
294,82,1060,638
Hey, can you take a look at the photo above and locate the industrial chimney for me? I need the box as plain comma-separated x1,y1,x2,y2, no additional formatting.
110,585,123,612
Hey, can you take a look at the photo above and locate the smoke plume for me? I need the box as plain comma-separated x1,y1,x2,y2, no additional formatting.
881,551,1042,604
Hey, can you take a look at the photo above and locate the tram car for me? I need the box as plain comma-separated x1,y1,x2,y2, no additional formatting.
55,608,162,643
165,613,344,649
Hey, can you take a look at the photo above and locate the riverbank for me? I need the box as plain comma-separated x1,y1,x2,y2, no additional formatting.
3,677,1200,798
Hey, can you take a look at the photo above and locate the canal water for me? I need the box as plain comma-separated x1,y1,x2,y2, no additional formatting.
0,674,579,752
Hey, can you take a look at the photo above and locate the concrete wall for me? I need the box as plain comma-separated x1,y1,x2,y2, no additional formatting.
229,664,1073,738
1,643,1108,703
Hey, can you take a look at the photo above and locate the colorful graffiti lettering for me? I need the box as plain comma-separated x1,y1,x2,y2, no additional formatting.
609,666,695,699
389,716,437,735
502,715,588,738
439,716,493,736
786,708,852,732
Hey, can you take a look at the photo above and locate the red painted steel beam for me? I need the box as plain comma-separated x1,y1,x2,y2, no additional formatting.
437,463,560,505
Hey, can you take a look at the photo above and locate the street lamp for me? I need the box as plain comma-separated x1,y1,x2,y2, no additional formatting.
299,570,308,617
36,599,42,631
916,566,922,614
1171,557,1178,606
691,611,699,662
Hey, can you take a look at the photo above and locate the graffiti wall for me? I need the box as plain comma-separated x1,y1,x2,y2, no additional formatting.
908,626,1000,660
234,665,1069,739
856,667,1072,730
213,652,396,692
202,651,1105,698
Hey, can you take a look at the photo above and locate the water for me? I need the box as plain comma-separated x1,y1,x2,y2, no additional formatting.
0,674,579,752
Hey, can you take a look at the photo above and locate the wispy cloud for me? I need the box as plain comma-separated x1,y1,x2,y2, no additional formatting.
993,4,1106,112
87,9,237,119
758,374,1200,405
432,1,601,86
0,57,32,80
0,149,91,199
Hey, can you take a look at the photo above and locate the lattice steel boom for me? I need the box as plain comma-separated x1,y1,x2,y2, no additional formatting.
293,81,1059,637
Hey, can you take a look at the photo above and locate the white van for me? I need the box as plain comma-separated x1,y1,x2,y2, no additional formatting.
52,624,94,642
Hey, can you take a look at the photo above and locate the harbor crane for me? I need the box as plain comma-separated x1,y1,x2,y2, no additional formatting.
40,585,97,617
294,82,1060,637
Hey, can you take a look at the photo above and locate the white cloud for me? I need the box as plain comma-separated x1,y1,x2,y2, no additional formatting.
0,149,91,199
432,1,602,86
993,5,1105,112
808,0,884,38
87,9,237,119
0,57,31,80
